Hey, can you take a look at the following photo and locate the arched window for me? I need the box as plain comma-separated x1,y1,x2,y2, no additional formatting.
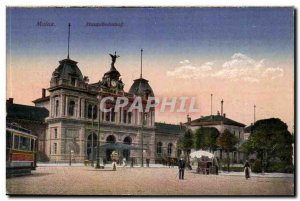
123,136,132,160
87,104,92,119
123,136,132,144
106,135,116,144
156,142,162,155
68,100,75,116
55,100,59,116
167,143,172,156
93,105,97,120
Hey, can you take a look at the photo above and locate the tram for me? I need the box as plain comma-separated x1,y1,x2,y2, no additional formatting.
6,122,37,177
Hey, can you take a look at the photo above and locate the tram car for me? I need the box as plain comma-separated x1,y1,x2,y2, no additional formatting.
6,122,37,177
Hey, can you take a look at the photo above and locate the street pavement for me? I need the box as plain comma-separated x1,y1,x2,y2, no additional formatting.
6,165,294,196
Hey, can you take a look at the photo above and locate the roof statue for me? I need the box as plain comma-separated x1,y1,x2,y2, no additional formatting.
109,51,120,67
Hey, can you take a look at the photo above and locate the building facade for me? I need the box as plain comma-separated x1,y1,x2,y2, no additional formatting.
184,112,246,163
32,53,183,164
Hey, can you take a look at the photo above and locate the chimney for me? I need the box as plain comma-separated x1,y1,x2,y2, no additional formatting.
7,98,14,105
187,114,191,125
42,88,46,98
221,99,224,116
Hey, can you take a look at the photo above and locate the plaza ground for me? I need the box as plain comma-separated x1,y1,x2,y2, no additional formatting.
6,165,294,196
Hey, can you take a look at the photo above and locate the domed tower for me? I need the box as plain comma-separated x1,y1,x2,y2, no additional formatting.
128,49,154,98
50,58,86,89
128,49,155,126
50,23,87,89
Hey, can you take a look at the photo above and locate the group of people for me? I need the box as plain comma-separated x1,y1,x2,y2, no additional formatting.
177,157,251,180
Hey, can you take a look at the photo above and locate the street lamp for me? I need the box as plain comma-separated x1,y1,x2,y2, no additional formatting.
95,95,102,169
141,112,148,167
91,106,94,167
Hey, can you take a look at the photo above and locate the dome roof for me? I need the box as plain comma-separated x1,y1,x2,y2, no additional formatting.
52,58,84,81
128,78,154,96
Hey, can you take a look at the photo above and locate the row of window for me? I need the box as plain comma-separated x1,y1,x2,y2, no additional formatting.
156,142,173,156
54,100,152,125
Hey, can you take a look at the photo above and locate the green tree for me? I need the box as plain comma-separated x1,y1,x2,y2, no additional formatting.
217,129,239,172
178,129,194,164
194,127,219,152
242,118,293,172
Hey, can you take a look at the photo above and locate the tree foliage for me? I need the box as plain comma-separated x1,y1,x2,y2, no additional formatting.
217,129,239,152
242,118,294,171
217,129,239,172
243,118,294,171
178,129,194,151
194,127,219,152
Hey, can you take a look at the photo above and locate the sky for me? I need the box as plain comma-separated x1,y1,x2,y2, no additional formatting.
6,7,294,130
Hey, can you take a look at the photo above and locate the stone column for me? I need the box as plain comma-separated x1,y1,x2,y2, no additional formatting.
81,98,85,118
120,108,123,124
65,96,69,117
77,98,81,118
149,131,156,164
79,127,85,161
61,94,65,117
49,96,53,118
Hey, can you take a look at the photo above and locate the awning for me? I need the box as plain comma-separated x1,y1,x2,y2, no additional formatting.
190,150,214,159
100,143,147,150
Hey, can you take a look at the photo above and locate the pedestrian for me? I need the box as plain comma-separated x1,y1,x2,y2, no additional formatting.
123,158,127,167
244,160,250,179
178,157,186,180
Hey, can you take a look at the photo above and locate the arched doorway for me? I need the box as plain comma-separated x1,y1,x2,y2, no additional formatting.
123,136,132,160
106,135,116,162
87,133,97,160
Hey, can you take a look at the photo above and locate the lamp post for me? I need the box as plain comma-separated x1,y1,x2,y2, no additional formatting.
95,95,102,169
141,112,148,167
91,106,94,167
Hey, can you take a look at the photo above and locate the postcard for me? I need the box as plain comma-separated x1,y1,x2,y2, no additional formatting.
6,7,295,196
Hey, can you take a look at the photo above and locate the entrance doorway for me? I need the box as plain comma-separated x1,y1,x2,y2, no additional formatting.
123,136,132,160
105,135,116,162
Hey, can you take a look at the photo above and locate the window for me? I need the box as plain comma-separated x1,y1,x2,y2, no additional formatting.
55,100,59,116
111,108,115,122
87,104,93,119
156,142,162,155
167,143,172,156
71,78,76,86
53,143,57,154
101,111,105,121
68,100,75,116
106,111,110,121
134,111,138,124
123,110,127,123
54,128,58,139
93,105,97,120
128,112,132,124
20,136,30,151
119,109,122,123
13,135,20,149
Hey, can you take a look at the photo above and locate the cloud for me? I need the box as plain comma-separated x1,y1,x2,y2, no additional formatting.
179,60,190,64
166,61,214,79
262,67,284,79
167,53,284,83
